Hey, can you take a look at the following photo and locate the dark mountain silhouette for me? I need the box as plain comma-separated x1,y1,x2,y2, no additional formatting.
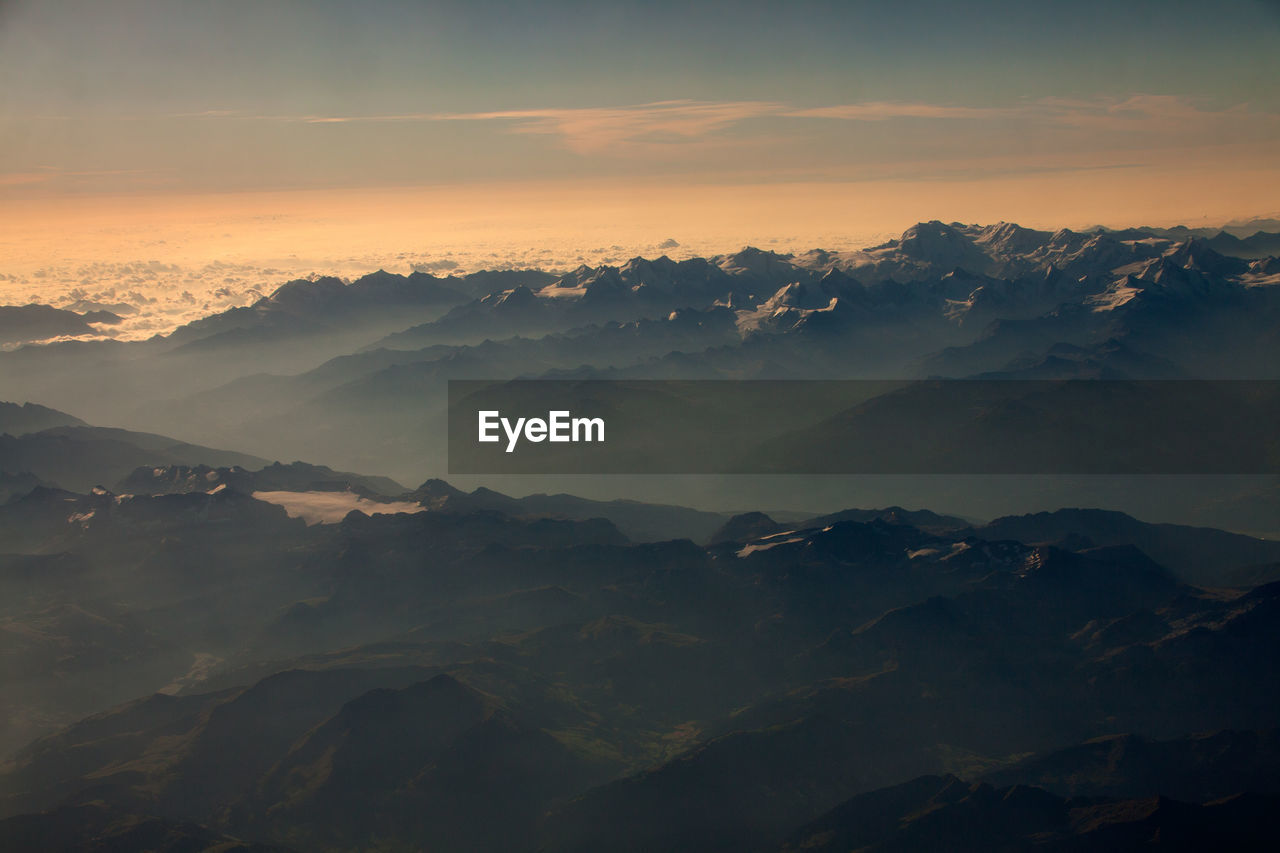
241,674,612,852
540,715,883,853
780,774,1280,852
0,425,267,493
117,461,405,498
974,508,1280,586
983,729,1280,802
801,505,969,533
0,801,295,852
0,471,49,504
0,304,119,347
0,402,86,435
164,269,472,349
708,511,786,544
410,478,729,541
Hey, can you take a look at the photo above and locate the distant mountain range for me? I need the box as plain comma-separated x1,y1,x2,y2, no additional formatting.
1,222,1276,502
1,219,1277,850
0,423,267,493
0,304,121,347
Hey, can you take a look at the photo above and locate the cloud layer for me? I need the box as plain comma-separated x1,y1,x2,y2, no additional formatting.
158,95,1277,160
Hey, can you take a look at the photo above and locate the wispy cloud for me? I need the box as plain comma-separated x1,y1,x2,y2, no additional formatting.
429,100,786,153
0,166,153,187
1035,94,1276,133
170,109,243,118
175,96,1277,158
782,103,1013,121
0,171,53,187
206,99,1000,154
219,101,789,154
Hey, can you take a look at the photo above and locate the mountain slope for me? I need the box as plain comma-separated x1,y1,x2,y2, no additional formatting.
975,508,1280,586
780,774,1280,853
0,402,86,436
0,426,268,493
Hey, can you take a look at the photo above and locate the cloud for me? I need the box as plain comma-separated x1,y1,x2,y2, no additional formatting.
189,95,1276,158
0,171,53,187
412,259,460,272
197,99,1012,153
356,99,1015,153
170,109,242,118
1034,94,1277,135
428,100,786,154
783,103,1013,121
0,166,155,188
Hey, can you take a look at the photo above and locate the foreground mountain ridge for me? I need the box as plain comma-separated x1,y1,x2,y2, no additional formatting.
2,459,1279,849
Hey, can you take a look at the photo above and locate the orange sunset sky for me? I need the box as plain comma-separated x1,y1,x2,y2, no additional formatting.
2,0,1277,336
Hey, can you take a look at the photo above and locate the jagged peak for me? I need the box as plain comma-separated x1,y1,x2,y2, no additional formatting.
264,275,347,302
414,478,465,498
717,246,796,272
621,254,678,273
819,266,858,285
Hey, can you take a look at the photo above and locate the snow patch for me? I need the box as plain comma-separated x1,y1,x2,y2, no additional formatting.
736,530,803,557
1087,285,1140,312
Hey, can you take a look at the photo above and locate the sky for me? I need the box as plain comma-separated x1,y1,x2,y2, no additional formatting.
1,0,1278,335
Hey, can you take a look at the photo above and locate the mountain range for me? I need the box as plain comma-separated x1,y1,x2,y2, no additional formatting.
1,448,1278,848
1,218,1277,850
